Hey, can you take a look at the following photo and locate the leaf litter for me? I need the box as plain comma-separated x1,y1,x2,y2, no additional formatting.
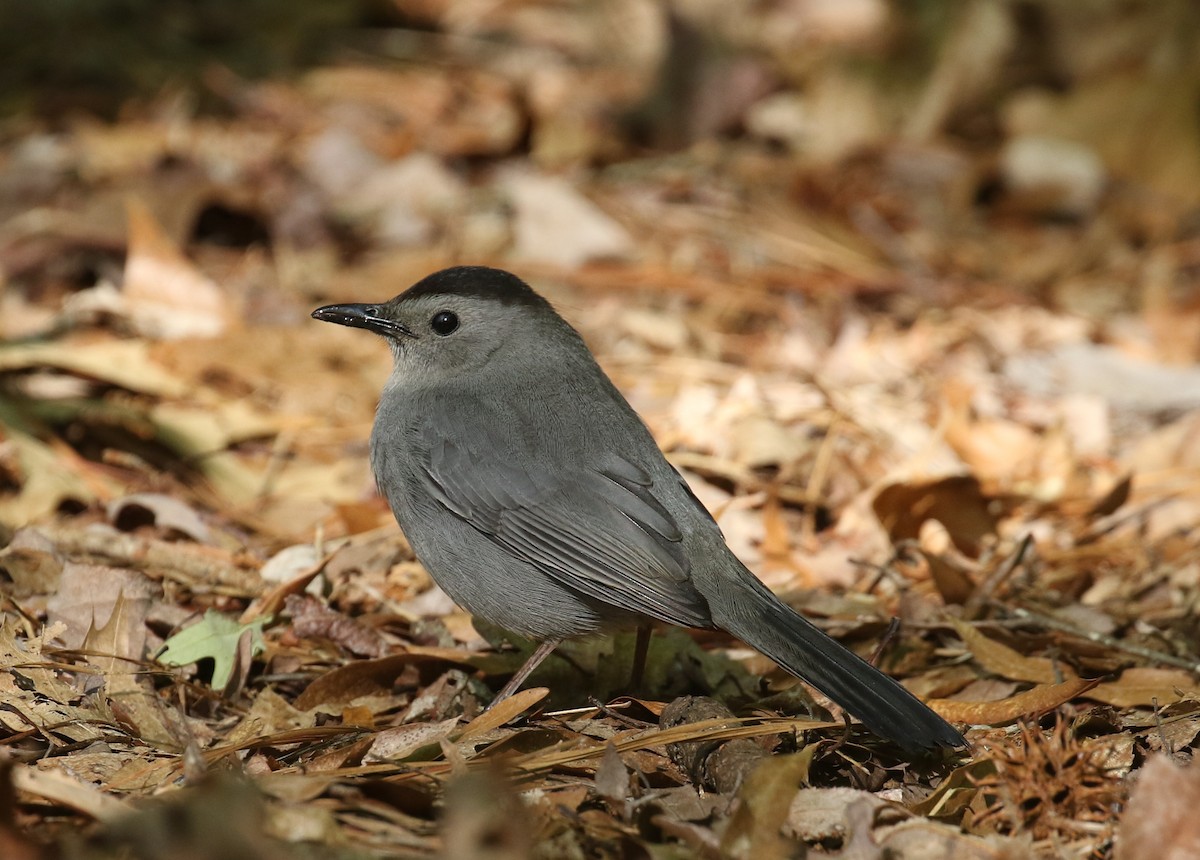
2,3,1200,858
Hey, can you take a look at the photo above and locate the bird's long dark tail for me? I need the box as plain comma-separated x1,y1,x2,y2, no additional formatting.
709,570,965,752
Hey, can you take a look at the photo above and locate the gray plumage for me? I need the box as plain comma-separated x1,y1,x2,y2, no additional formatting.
313,266,965,752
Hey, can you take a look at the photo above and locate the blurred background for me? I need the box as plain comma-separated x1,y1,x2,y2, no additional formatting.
3,3,1200,857
2,0,1198,533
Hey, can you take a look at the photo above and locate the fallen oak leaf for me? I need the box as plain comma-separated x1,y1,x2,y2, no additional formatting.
0,340,187,397
156,610,267,689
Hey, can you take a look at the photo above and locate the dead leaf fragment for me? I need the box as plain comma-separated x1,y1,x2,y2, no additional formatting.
950,618,1069,685
458,687,548,741
285,594,389,658
594,742,630,804
1115,755,1200,860
122,199,231,339
0,429,95,526
1087,667,1200,709
295,649,476,710
46,562,154,653
721,748,815,860
364,718,459,763
786,787,892,842
107,493,211,542
441,769,533,860
503,170,634,268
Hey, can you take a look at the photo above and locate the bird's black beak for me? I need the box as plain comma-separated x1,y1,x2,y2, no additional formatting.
312,303,416,338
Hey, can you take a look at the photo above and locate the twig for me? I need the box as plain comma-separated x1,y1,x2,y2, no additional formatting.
997,605,1200,675
32,523,261,595
963,534,1034,620
869,617,902,668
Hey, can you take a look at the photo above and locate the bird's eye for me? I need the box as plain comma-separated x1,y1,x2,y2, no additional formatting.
430,310,459,336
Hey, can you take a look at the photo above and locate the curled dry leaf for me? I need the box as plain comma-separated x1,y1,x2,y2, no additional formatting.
930,676,1099,727
873,475,998,558
458,687,549,741
364,718,460,763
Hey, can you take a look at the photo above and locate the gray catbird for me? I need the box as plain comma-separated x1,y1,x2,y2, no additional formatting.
313,266,965,751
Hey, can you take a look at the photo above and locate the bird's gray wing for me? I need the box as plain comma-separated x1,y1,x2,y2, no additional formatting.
418,434,713,628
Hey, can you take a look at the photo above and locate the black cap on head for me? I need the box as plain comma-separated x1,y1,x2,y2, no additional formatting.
400,266,552,311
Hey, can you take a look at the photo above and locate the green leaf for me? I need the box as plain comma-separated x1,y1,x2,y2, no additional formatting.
157,610,267,689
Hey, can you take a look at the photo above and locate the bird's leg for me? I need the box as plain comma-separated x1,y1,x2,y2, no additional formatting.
630,623,652,691
489,637,563,707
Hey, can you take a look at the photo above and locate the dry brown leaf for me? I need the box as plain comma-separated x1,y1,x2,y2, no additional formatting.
721,748,815,860
47,562,154,653
0,340,187,396
873,476,998,557
10,764,131,824
924,550,977,605
785,787,890,842
503,169,634,268
458,687,549,741
285,594,390,659
593,742,630,804
511,716,835,774
1115,755,1200,860
949,618,1069,685
0,429,95,525
107,492,212,542
294,649,478,711
1086,667,1200,709
122,198,231,339
364,718,459,763
930,676,1099,726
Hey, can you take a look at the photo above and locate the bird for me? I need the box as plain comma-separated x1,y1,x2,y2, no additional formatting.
312,266,965,752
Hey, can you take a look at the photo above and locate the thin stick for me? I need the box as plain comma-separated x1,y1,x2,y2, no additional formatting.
997,605,1200,674
963,533,1034,620
489,638,562,707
